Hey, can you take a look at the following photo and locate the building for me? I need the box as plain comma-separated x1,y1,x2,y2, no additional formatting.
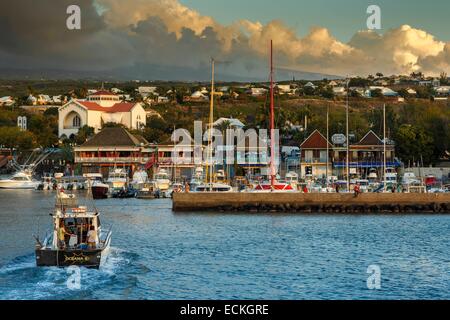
73,127,155,178
247,88,268,97
300,130,332,179
369,86,398,97
58,90,146,138
332,130,400,179
0,96,15,107
213,118,245,130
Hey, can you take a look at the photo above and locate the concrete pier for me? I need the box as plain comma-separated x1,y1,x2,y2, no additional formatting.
172,192,450,213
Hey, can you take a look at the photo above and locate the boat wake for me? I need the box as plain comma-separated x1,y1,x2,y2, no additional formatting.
0,248,140,300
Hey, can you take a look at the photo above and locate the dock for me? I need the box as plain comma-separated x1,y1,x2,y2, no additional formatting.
172,192,450,213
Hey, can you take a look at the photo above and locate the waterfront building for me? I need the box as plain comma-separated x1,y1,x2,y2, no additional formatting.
73,127,155,178
300,130,333,180
332,130,400,180
58,90,146,138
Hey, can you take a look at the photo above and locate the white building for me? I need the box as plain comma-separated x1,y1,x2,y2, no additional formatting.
58,90,147,138
0,96,15,107
248,87,268,96
213,117,245,129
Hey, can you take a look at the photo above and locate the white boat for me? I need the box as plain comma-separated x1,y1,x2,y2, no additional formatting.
385,167,398,183
154,169,171,191
402,172,421,185
285,171,299,190
107,168,128,190
193,183,233,193
131,168,149,190
0,170,38,189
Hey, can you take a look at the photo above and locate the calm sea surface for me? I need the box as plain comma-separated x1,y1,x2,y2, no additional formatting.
0,189,449,300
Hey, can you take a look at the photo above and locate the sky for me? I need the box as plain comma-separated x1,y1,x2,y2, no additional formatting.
0,0,449,81
181,0,450,42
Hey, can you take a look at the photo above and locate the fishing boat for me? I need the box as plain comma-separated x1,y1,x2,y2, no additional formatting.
154,169,171,191
35,189,112,269
107,168,128,191
0,170,38,189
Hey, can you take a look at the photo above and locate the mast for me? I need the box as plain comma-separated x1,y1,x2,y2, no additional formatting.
270,40,276,188
383,103,386,192
326,105,329,189
346,77,350,192
208,59,215,190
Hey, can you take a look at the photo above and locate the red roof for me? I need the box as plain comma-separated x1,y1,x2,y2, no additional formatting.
300,130,332,149
77,101,136,113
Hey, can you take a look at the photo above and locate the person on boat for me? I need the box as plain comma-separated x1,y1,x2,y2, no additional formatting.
335,184,340,193
185,183,190,193
302,185,308,193
58,221,72,249
87,226,97,249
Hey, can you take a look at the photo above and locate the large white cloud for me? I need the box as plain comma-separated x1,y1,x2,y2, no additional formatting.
0,0,448,78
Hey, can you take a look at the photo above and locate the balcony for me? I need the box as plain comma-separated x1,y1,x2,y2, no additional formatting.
75,157,151,164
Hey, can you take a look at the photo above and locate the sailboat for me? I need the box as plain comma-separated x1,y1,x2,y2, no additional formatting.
252,41,294,192
193,59,233,193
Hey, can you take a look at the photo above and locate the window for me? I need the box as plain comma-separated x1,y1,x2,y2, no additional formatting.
73,115,81,128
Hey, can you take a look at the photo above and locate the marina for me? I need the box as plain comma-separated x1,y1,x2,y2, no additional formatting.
0,190,449,300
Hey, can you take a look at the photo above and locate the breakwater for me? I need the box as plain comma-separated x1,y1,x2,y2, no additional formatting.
172,192,450,213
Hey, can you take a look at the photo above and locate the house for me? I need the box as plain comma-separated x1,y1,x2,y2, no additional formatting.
276,84,296,95
304,82,317,89
157,96,170,103
0,96,15,107
434,86,450,96
332,86,347,96
58,90,147,138
26,95,37,105
369,86,398,97
187,91,209,101
328,80,338,87
213,117,245,130
300,130,333,179
137,86,158,98
111,88,124,94
73,127,155,178
247,87,268,96
332,130,399,179
406,88,417,95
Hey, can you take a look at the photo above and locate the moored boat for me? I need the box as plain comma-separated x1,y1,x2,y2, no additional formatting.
0,170,38,189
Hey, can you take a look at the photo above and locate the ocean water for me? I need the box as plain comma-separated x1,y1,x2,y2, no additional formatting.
0,190,449,300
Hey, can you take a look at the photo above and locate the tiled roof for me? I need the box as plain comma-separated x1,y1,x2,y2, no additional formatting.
357,130,383,146
81,127,148,147
77,101,136,113
300,130,332,149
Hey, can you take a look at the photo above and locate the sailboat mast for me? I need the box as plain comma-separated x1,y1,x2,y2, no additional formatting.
383,103,386,191
270,40,275,188
346,77,350,192
208,59,215,190
326,105,329,189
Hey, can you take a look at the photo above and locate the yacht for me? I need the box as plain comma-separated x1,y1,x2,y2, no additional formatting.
190,167,205,190
106,168,128,191
0,170,38,189
35,190,112,269
154,169,171,191
402,172,421,185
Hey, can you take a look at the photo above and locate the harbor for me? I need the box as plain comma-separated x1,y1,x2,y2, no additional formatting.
173,192,450,213
1,190,450,300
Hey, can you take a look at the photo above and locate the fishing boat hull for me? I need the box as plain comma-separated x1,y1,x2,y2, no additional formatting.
0,181,38,189
35,242,110,269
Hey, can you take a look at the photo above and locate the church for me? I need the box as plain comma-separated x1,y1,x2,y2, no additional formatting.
58,90,147,138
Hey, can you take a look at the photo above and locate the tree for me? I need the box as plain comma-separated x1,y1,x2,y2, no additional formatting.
397,88,410,99
74,125,95,145
440,72,448,85
0,127,35,150
394,124,434,165
370,89,383,98
376,72,384,78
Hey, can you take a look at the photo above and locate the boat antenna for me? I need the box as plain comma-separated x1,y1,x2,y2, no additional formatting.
207,58,215,191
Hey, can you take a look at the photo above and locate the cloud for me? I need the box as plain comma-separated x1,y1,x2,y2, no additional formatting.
0,0,448,79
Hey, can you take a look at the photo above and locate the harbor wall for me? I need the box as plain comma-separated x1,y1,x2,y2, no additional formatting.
172,192,450,213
